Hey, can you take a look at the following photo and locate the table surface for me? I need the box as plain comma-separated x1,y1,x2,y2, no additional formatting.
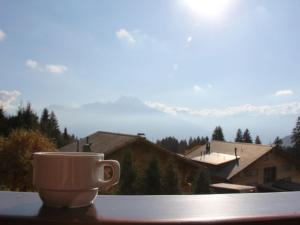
1,191,300,225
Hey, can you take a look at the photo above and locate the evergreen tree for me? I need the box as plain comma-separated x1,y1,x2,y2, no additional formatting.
119,151,137,194
193,170,211,194
157,137,179,153
0,108,8,136
255,136,262,144
162,162,180,194
188,137,193,148
178,140,188,153
40,108,50,136
235,129,243,142
292,116,300,152
9,103,39,131
144,158,161,194
212,126,225,141
273,136,283,149
242,129,253,143
48,111,61,146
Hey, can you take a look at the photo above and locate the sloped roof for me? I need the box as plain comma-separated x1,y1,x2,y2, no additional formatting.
185,141,273,180
59,131,204,169
59,131,140,155
191,152,240,166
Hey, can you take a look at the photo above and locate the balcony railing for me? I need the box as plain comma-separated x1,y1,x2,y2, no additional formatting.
1,191,300,225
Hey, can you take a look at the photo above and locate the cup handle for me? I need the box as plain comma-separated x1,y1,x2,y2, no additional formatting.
96,160,120,191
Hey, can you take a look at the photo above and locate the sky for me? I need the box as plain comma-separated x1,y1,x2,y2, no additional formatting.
1,0,300,143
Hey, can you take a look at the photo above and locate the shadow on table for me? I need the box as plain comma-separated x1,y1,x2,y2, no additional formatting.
37,204,100,223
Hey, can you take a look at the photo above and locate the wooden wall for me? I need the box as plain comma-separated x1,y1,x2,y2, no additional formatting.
104,140,203,194
231,150,300,186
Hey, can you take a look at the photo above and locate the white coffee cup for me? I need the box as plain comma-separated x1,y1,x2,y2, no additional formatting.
33,152,120,208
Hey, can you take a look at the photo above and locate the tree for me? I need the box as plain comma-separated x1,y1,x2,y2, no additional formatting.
255,136,262,144
0,107,9,136
235,129,243,142
212,126,225,141
118,151,137,194
243,129,253,143
40,108,50,136
193,170,211,194
0,129,55,191
292,116,300,152
48,111,61,146
157,137,179,153
178,140,188,153
144,158,161,194
9,103,39,132
273,136,283,149
162,162,180,194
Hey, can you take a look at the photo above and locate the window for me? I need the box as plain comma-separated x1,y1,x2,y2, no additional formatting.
264,167,277,183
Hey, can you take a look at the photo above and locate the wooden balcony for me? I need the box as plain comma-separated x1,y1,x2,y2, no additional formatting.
0,191,300,225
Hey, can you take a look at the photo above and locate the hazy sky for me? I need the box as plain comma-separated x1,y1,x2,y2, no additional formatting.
1,0,300,142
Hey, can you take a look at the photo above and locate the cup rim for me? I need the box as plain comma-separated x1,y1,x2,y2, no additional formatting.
33,152,103,157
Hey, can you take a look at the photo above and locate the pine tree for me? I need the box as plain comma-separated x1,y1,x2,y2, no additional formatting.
40,108,50,136
235,129,243,142
119,151,137,194
10,103,39,131
273,136,283,148
162,162,180,194
0,107,8,136
292,116,300,152
48,111,61,146
193,170,211,194
243,129,253,143
212,126,225,141
178,140,188,153
144,158,161,194
255,136,262,144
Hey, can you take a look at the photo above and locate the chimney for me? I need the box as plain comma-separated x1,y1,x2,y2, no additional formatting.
82,136,92,152
206,142,210,154
234,147,237,158
137,133,146,138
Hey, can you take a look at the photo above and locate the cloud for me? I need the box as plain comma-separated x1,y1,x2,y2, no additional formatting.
275,90,294,97
25,59,68,74
187,36,192,43
45,64,68,74
144,101,300,117
0,90,21,109
193,85,202,92
116,28,136,44
0,30,6,42
25,59,39,69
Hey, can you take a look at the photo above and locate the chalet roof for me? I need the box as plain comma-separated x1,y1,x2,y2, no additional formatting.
191,152,240,166
185,141,273,180
59,131,140,155
59,131,203,169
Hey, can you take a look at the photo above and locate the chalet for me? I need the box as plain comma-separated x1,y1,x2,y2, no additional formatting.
184,141,300,191
59,131,205,194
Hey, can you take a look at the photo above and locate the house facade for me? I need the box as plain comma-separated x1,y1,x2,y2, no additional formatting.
185,141,300,191
59,131,205,194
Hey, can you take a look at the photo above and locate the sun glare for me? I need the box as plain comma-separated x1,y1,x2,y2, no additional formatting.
183,0,234,20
